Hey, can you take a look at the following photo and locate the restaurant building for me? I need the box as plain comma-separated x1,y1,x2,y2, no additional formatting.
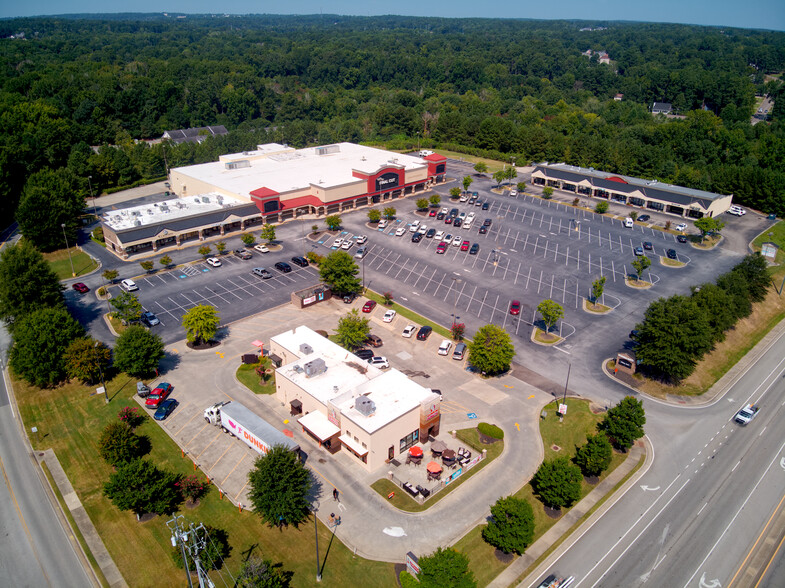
101,142,447,258
531,163,734,219
269,326,441,472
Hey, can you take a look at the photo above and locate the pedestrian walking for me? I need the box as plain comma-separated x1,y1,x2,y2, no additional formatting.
333,488,339,501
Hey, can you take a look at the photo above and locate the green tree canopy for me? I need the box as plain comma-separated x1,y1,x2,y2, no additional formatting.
481,496,535,555
318,250,362,296
731,253,770,302
591,276,606,303
98,421,145,466
0,240,63,329
237,556,293,588
103,458,181,516
532,456,583,509
64,337,111,384
416,197,429,210
599,396,646,450
450,187,462,198
574,433,613,477
467,324,515,375
110,291,143,325
247,445,312,529
474,162,488,174
418,547,476,588
367,209,381,223
182,304,220,345
113,325,165,377
261,224,276,243
172,525,231,572
694,217,725,241
383,207,397,219
537,299,564,331
102,269,119,283
9,306,84,387
334,309,371,350
462,176,473,192
429,194,441,206
631,255,651,280
325,215,342,230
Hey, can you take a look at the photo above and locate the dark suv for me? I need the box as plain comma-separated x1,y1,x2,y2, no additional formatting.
416,325,433,340
274,261,292,273
291,256,309,267
354,349,374,361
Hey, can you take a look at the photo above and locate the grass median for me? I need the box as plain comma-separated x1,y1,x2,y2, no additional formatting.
44,247,99,280
363,289,468,343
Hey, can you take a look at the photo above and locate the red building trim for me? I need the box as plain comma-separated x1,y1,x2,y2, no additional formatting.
606,176,628,184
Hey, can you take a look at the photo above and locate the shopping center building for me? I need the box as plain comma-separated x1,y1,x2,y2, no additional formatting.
269,326,441,472
101,142,447,258
531,163,733,219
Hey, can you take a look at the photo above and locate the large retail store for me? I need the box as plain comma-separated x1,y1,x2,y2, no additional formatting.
101,142,447,258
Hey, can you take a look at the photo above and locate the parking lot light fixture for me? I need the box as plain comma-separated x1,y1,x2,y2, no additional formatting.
451,277,462,323
61,223,76,277
95,341,108,404
312,500,322,582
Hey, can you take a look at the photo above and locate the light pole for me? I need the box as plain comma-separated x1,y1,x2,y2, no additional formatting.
451,277,462,327
61,223,75,277
312,500,322,582
560,362,571,422
95,341,108,405
88,175,96,218
510,157,516,188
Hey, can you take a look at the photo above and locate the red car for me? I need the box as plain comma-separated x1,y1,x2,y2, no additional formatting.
436,243,448,254
509,300,521,315
428,209,437,217
460,240,470,251
145,383,173,408
72,282,89,293
362,300,377,313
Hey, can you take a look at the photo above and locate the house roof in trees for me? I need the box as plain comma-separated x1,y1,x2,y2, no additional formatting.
162,125,228,144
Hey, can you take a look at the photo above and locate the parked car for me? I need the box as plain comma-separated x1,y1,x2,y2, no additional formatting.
362,300,377,313
343,292,358,304
510,189,517,197
354,349,374,360
469,243,480,255
459,194,468,202
252,267,272,279
72,282,89,293
145,382,173,408
666,249,678,260
136,381,151,398
395,227,407,236
458,212,467,220
341,240,353,250
479,226,488,234
476,199,484,207
436,212,446,220
638,214,650,222
383,309,397,323
141,311,160,326
452,235,463,247
675,223,688,232
154,398,178,421
634,246,644,256
409,220,420,232
120,279,138,292
460,240,470,251
509,300,521,315
402,325,417,338
366,334,383,348
417,224,428,234
435,230,445,240
274,262,292,273
452,218,462,228
483,218,492,226
482,202,490,210
291,256,309,267
450,208,459,217
332,237,344,248
416,325,433,340
355,247,368,259
643,242,653,251
437,340,453,356
234,249,253,259
444,216,454,225
378,219,388,229
624,218,634,228
440,207,448,215
436,242,448,254
206,257,222,267
442,233,453,243
356,235,368,245
428,209,437,217
411,232,423,243
254,244,269,253
452,343,467,360
367,356,390,369
677,234,688,243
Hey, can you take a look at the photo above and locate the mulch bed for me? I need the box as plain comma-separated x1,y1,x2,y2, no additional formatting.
394,563,407,586
544,506,562,519
584,475,600,485
494,549,515,563
478,431,500,445
138,513,158,523
187,339,221,350
185,498,201,509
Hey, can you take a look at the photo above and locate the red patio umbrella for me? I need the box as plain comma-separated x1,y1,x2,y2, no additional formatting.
427,461,442,473
409,446,423,457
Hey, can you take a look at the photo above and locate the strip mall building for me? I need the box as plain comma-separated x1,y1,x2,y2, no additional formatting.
101,142,447,258
269,326,441,473
531,163,733,219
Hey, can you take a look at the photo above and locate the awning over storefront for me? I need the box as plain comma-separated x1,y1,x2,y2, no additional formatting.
298,411,339,442
339,434,369,456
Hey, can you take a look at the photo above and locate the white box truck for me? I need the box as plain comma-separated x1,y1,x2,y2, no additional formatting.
204,401,299,455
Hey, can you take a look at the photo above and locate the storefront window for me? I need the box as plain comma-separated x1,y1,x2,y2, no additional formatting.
399,429,419,453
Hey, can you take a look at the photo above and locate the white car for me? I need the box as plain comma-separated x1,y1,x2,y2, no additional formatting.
206,257,222,267
727,206,746,216
355,247,368,259
402,325,417,338
458,212,466,220
383,309,397,323
253,244,269,253
675,223,687,232
510,189,518,197
434,230,445,240
438,340,453,355
417,224,428,234
367,356,390,369
466,212,476,222
332,237,344,248
442,233,453,242
409,220,420,232
452,235,463,247
341,240,353,250
440,207,448,215
459,194,468,202
463,220,473,230
120,278,138,292
395,227,407,237
378,219,388,229
356,235,368,244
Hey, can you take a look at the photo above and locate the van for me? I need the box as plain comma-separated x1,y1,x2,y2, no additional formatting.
624,218,634,228
452,343,467,360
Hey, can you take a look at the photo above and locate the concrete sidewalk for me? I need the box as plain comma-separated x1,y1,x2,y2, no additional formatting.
487,439,649,588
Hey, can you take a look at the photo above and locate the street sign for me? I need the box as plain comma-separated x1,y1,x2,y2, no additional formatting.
558,403,567,415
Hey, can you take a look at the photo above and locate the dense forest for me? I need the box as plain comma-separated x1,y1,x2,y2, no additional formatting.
1,14,784,230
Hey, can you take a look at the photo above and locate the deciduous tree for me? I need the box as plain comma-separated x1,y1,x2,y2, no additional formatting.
216,241,227,254
241,233,256,246
102,269,119,283
334,309,371,350
110,291,142,324
416,197,429,210
574,433,613,477
159,255,172,268
462,176,473,193
532,456,583,509
383,207,397,219
318,251,361,296
429,194,441,206
537,299,564,331
474,162,488,175
98,421,145,466
599,396,646,451
103,458,181,516
198,245,211,257
467,324,515,375
542,186,553,198
64,337,111,384
0,240,63,328
113,325,165,377
450,187,461,199
418,547,476,588
482,496,535,555
172,525,231,571
261,224,276,243
325,215,342,230
237,556,293,588
591,276,606,303
631,255,651,280
595,201,609,214
247,445,312,529
367,209,381,223
182,304,220,345
140,260,154,272
694,217,725,242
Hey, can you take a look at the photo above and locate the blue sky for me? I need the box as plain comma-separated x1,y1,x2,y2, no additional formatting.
1,1,783,31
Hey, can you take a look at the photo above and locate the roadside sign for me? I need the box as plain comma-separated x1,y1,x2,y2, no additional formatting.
558,404,567,415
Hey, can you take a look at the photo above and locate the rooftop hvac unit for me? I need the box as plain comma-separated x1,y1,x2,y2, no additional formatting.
303,358,327,377
299,343,313,355
355,396,376,417
135,220,142,226
201,196,210,203
292,365,304,374
194,197,200,203
216,195,223,203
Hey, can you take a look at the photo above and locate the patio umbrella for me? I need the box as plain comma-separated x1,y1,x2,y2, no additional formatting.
442,449,456,460
427,461,442,473
431,440,447,452
409,446,423,457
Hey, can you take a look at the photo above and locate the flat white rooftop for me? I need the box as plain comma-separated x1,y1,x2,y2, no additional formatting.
102,192,248,231
172,142,427,198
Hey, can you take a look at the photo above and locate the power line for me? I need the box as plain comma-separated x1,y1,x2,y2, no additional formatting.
167,515,215,588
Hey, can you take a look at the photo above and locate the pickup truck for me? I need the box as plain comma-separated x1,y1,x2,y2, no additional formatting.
734,404,759,425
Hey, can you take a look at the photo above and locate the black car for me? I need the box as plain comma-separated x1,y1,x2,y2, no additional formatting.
469,243,480,255
436,212,446,220
677,234,688,243
153,398,178,421
411,232,423,243
483,218,493,226
481,202,490,210
666,249,678,260
354,348,374,360
274,262,292,273
416,325,433,341
234,249,252,260
450,208,459,217
453,218,462,228
638,214,651,222
478,226,488,234
425,228,436,238
291,256,309,267
643,242,653,251
140,311,160,326
343,292,358,303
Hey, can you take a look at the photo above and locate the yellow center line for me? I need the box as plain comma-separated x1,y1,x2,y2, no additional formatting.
754,527,785,588
727,491,785,588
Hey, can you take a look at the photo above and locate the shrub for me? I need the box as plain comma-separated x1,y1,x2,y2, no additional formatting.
595,201,609,214
382,291,394,305
118,406,146,429
573,197,580,207
97,286,106,297
478,422,504,439
98,421,144,466
305,251,324,265
176,474,209,502
451,322,465,341
92,226,104,242
400,570,419,588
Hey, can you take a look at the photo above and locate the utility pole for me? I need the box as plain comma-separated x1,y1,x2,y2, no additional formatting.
168,516,215,588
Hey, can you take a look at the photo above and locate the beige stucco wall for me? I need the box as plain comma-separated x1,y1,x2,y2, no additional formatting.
341,407,421,472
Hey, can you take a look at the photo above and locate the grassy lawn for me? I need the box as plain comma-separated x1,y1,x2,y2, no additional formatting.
370,427,504,513
751,220,785,264
454,399,625,586
44,247,99,280
236,358,276,394
13,373,395,587
363,290,465,342
106,315,127,335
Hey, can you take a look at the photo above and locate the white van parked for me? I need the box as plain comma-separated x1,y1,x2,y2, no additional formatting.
728,205,746,216
624,217,634,228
